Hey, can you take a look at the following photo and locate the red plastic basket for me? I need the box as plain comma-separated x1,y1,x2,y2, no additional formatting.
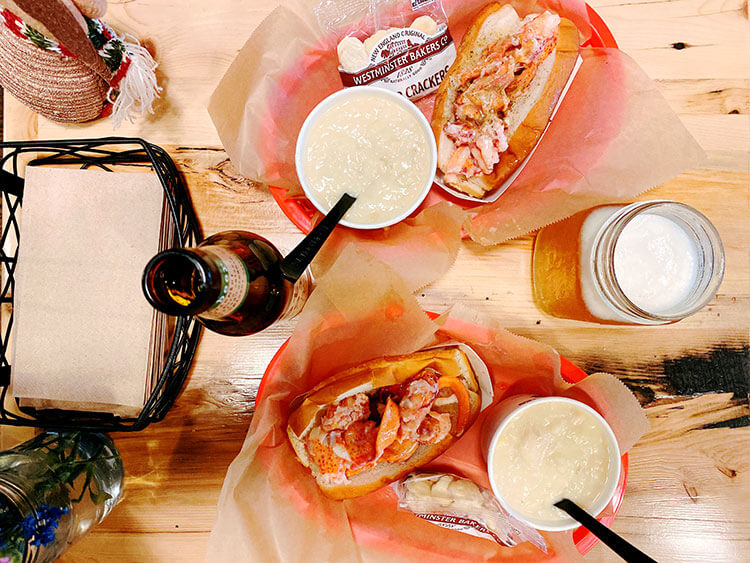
256,329,628,556
269,3,619,234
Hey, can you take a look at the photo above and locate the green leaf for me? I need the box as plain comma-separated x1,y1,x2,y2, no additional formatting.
73,472,92,503
101,43,126,72
67,462,88,484
61,434,79,462
34,479,55,493
23,26,52,50
11,433,120,510
54,468,73,484
86,17,107,50
45,450,59,466
89,490,112,505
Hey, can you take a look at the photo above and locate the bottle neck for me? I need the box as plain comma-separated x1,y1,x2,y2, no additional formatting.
142,247,224,316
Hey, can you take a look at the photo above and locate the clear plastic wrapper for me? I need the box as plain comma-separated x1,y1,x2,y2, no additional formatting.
395,472,547,551
314,0,456,99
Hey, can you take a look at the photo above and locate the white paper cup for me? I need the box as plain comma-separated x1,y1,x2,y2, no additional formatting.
481,395,621,532
294,86,437,230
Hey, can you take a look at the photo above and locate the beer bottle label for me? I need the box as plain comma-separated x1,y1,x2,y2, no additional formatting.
279,268,311,320
199,247,250,321
274,242,312,321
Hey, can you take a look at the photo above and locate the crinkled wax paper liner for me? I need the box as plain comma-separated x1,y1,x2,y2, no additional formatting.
312,201,465,292
206,247,649,562
465,48,706,244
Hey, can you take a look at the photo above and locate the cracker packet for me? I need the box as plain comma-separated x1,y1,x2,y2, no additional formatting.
396,472,547,551
315,0,456,100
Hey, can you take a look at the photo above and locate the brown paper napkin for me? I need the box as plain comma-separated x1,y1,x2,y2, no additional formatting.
11,167,164,416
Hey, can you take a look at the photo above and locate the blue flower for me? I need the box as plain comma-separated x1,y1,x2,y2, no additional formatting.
19,505,69,547
19,515,36,538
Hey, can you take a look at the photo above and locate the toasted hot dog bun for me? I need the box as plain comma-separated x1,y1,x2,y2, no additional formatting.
287,346,483,499
432,4,580,198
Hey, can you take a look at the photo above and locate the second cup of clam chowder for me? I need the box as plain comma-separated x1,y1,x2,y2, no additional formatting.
481,395,621,532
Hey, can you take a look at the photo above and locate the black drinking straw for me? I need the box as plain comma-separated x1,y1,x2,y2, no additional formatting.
554,499,657,563
279,193,356,283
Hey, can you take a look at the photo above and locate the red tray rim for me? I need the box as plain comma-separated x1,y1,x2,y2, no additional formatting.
269,3,618,235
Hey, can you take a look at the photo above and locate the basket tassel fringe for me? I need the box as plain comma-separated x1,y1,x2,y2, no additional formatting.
109,35,161,129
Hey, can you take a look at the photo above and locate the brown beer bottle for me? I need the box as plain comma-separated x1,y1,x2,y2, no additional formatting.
142,231,309,336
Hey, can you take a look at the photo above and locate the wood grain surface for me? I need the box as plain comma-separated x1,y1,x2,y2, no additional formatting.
2,0,749,561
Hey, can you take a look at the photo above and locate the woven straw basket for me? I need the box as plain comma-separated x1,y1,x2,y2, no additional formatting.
0,21,108,123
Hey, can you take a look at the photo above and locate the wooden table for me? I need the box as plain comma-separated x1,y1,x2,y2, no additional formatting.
1,0,749,560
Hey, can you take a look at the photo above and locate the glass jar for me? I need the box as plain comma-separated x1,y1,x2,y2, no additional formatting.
142,230,311,337
532,201,725,325
0,432,124,563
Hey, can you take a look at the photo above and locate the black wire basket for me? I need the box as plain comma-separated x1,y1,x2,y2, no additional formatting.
0,137,202,432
